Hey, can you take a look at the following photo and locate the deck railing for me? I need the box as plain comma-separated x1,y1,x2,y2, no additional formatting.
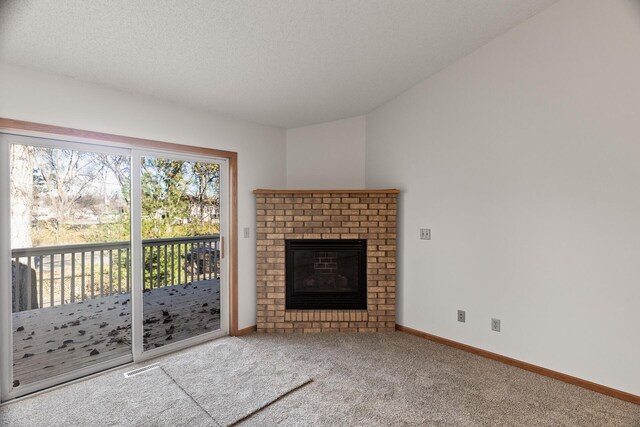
11,235,220,311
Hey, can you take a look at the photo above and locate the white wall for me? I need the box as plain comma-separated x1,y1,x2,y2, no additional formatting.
0,62,287,330
366,0,640,395
286,115,366,189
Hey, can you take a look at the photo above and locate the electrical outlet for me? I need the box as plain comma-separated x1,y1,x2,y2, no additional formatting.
243,227,250,238
491,318,501,332
457,310,465,323
420,228,431,240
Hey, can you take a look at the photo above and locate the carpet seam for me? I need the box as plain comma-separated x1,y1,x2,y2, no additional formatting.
227,378,314,427
158,366,222,427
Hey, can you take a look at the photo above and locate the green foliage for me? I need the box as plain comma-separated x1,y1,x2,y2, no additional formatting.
140,157,220,288
141,157,220,239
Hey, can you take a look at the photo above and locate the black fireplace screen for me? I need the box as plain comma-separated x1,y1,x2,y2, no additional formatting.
285,240,367,310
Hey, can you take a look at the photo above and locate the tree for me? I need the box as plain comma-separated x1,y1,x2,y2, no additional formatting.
9,144,34,249
141,158,190,238
190,162,220,224
97,153,131,205
32,148,104,242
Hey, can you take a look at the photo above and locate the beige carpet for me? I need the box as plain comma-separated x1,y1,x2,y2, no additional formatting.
0,337,311,427
0,367,211,426
2,332,637,426
238,332,639,426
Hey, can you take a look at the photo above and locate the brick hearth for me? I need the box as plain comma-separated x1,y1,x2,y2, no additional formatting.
254,189,399,332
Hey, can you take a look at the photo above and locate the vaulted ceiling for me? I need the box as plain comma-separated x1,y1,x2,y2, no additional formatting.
0,0,557,128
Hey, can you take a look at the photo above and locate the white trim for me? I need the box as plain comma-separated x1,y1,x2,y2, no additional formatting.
0,128,148,154
139,148,228,165
0,128,232,160
219,158,230,335
0,132,130,156
0,138,13,402
131,151,144,362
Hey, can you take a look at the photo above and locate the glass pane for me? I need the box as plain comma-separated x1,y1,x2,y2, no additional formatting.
292,250,360,293
141,156,221,351
10,142,131,388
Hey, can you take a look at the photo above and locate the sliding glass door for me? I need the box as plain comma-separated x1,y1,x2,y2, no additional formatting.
2,134,133,397
133,152,227,359
1,133,228,400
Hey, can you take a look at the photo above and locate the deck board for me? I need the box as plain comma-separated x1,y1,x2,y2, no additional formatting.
12,280,220,388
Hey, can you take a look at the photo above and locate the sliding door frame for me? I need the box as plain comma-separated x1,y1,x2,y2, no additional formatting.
0,135,136,401
132,149,229,362
0,118,239,402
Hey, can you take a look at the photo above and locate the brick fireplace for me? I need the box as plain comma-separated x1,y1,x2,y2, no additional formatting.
255,189,399,332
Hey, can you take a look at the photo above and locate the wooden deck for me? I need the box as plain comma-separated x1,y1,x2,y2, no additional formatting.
12,280,220,388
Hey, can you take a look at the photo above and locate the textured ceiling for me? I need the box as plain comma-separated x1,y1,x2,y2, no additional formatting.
0,0,557,128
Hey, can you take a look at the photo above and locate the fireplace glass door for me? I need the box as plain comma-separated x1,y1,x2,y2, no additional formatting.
285,240,367,310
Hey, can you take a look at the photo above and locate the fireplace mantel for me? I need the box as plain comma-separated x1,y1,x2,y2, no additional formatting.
255,189,398,333
254,189,400,194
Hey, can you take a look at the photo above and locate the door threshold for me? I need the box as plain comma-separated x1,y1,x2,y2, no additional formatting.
1,355,133,404
137,329,228,362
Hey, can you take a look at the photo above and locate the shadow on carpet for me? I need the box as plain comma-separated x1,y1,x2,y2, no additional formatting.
0,337,312,427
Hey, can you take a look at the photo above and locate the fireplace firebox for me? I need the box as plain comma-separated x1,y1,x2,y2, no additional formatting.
285,240,367,310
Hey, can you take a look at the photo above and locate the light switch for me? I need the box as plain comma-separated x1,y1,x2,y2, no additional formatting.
420,228,431,240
